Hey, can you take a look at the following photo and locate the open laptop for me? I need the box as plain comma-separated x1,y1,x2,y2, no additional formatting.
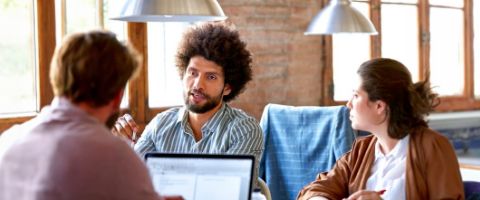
144,153,254,200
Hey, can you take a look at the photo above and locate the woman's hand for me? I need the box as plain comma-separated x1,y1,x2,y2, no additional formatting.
344,189,385,200
161,195,184,200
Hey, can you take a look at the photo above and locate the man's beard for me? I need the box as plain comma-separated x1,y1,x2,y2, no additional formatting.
105,111,120,129
185,89,223,114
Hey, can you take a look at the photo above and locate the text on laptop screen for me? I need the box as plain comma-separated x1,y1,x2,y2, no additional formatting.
145,154,254,200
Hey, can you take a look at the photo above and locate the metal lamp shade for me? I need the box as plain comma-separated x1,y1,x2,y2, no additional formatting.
305,0,377,35
111,0,227,22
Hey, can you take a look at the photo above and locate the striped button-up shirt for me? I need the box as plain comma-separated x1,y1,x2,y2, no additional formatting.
134,103,264,184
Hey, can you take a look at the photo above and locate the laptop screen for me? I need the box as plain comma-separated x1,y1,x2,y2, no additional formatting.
144,153,254,200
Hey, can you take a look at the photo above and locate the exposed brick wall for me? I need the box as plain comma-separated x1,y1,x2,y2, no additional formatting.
220,0,325,121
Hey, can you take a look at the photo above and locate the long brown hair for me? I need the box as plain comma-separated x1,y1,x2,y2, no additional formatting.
358,58,439,139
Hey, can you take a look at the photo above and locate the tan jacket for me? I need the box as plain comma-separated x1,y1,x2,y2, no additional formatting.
297,127,464,200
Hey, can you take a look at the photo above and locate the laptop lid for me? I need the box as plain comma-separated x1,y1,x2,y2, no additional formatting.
144,153,254,200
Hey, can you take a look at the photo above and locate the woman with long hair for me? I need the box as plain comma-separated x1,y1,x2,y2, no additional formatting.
297,58,463,200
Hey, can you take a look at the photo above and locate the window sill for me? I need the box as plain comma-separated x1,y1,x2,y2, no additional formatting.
428,110,480,130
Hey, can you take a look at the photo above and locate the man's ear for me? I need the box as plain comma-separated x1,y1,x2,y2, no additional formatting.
223,84,232,96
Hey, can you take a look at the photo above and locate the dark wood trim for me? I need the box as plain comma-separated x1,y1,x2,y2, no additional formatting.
464,0,474,98
429,4,464,9
37,0,56,109
0,116,35,133
97,0,104,28
320,0,331,105
127,22,148,132
435,97,480,112
370,0,381,58
460,163,480,170
322,34,333,105
418,0,429,81
373,2,416,6
0,0,56,132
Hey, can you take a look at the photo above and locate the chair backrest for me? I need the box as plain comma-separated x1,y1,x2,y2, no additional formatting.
258,177,272,200
259,104,356,200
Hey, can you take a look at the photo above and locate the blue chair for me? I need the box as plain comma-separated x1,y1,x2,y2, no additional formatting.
259,104,356,200
465,181,480,200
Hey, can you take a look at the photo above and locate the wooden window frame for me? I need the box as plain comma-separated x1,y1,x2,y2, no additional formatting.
0,0,55,132
0,1,164,133
325,0,480,112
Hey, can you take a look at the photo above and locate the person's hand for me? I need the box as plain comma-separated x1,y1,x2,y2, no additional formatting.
308,196,329,200
111,113,139,143
344,189,385,200
161,195,184,200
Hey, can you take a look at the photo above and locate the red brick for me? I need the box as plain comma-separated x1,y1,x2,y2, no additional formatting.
221,0,325,120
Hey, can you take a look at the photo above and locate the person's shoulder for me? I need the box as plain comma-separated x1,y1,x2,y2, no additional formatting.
342,135,375,161
413,127,449,143
355,134,375,141
147,107,183,129
57,128,141,167
352,134,375,148
223,105,262,135
50,131,152,196
412,127,451,145
225,104,256,122
60,124,123,148
226,106,260,129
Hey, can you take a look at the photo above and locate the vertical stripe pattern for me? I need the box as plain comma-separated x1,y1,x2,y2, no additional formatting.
134,103,264,186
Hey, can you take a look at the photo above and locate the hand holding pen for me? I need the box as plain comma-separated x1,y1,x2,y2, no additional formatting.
112,113,139,145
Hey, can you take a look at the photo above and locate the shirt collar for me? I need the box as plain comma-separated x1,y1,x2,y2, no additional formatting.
374,134,409,160
45,96,101,124
177,103,228,134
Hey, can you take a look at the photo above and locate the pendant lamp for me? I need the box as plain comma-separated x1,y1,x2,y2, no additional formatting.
305,0,377,35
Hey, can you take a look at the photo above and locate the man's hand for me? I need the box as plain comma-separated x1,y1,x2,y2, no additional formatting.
111,113,139,143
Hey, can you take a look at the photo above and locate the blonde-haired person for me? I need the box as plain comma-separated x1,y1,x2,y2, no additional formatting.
0,31,181,200
297,58,463,200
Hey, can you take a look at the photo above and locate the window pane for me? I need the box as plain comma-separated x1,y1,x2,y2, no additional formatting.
429,0,463,8
381,4,419,82
430,8,464,96
66,0,97,34
332,2,370,101
148,23,191,107
55,0,100,43
104,0,128,107
104,0,126,41
0,0,37,116
475,1,480,98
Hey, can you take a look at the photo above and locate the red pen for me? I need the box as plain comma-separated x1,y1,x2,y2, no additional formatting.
377,189,386,195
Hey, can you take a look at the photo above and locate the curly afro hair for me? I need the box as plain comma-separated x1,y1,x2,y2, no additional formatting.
175,22,253,102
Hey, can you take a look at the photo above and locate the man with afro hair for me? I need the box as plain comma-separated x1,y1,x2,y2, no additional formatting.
113,22,263,185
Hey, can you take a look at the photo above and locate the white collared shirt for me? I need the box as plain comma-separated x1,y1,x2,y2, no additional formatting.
366,135,410,200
